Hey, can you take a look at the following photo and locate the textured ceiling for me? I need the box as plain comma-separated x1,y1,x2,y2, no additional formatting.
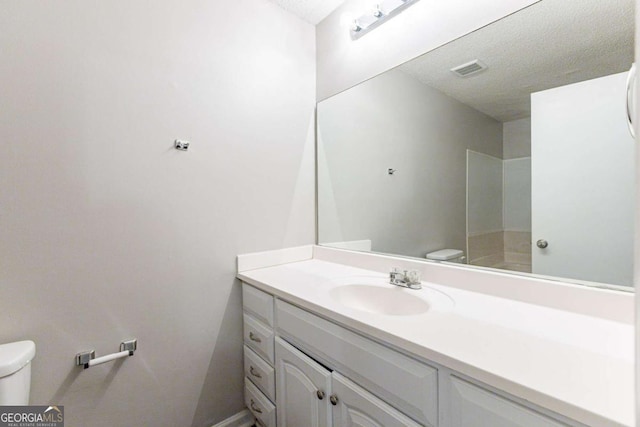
399,0,635,122
269,0,346,25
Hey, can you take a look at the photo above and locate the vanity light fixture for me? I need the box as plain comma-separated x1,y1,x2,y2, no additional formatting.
350,0,421,40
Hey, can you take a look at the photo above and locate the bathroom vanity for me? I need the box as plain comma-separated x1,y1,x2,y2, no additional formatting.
238,246,633,427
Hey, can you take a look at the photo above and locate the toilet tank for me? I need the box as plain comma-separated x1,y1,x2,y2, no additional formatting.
0,340,36,405
426,249,466,263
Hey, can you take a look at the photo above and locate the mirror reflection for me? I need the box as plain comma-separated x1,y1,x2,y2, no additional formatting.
317,0,635,288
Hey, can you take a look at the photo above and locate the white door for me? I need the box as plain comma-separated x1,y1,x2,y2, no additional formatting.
531,72,635,286
330,372,422,427
275,337,332,427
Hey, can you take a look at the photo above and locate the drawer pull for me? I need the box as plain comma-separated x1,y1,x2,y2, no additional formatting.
249,366,262,379
249,332,262,343
317,390,326,400
330,394,339,406
250,399,263,414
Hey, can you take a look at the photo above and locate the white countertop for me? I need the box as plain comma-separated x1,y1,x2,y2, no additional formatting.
238,256,634,427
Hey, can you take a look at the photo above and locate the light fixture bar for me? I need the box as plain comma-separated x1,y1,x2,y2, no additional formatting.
350,0,421,40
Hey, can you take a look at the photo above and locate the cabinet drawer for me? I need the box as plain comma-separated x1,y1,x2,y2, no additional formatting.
244,313,275,364
242,283,274,327
449,376,568,427
276,300,438,426
245,377,276,427
244,345,276,402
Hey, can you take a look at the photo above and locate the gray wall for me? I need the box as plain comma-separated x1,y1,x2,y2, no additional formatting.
318,69,502,258
503,117,532,159
0,1,315,426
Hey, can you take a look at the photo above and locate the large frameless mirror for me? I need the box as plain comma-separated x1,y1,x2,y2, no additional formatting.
317,0,635,289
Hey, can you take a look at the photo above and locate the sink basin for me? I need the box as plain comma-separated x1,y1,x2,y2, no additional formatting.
324,276,455,316
329,284,431,316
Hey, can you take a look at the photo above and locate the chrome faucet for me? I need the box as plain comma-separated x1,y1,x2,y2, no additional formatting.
389,268,422,290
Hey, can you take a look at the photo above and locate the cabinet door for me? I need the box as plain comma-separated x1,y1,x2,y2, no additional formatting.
275,337,332,427
331,372,422,427
448,376,568,427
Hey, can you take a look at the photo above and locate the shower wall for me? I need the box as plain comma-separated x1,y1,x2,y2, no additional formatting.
466,150,504,266
503,158,532,268
467,150,532,271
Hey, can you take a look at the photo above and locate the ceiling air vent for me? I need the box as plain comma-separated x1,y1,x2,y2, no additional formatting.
450,60,487,77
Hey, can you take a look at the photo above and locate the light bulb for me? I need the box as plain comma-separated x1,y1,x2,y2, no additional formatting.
373,4,384,18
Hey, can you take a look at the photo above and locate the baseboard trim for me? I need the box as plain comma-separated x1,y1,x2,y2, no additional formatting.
210,409,254,427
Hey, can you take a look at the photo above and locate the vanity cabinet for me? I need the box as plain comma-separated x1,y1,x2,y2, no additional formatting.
242,283,584,427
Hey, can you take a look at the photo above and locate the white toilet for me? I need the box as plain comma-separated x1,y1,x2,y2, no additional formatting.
0,340,36,405
426,249,466,264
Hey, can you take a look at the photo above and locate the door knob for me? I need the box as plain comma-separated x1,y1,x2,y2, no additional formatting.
536,239,549,249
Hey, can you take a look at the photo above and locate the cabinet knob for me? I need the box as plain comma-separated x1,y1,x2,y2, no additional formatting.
317,390,325,400
249,366,262,378
329,394,339,406
249,332,262,343
536,239,549,249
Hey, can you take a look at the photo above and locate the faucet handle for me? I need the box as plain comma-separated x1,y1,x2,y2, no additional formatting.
389,267,402,283
406,270,421,284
